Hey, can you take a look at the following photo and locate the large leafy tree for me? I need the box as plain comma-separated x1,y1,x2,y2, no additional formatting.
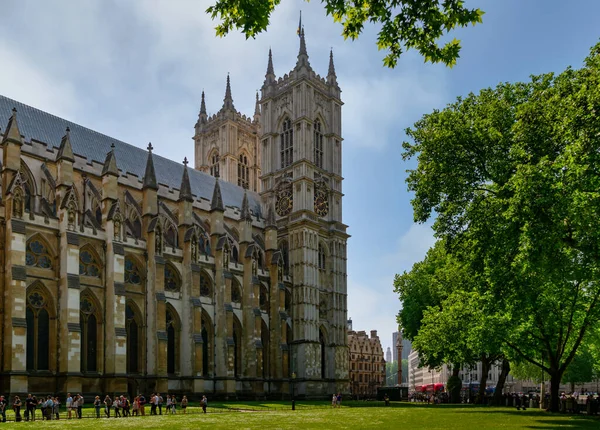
206,0,484,68
402,42,600,412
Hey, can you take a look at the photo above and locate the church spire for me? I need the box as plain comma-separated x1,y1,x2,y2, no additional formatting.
2,107,23,146
222,73,235,111
142,142,158,190
253,91,261,123
240,189,252,221
210,176,224,212
295,14,311,71
200,90,207,115
266,48,274,76
328,49,336,78
178,157,193,202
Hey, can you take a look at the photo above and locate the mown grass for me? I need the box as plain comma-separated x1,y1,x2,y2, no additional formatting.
2,401,598,429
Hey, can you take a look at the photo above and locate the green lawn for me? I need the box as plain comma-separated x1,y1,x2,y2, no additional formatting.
2,401,598,429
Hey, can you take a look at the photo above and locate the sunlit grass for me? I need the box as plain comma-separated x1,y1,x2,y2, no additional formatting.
3,401,598,429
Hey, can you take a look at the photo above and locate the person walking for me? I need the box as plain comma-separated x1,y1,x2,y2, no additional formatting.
139,394,146,416
13,395,22,422
66,393,73,419
76,393,83,419
104,395,112,418
171,395,177,414
0,395,7,423
53,397,60,420
94,396,101,418
201,395,207,414
166,395,172,414
157,393,163,415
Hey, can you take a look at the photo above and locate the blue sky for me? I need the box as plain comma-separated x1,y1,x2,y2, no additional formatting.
1,0,599,355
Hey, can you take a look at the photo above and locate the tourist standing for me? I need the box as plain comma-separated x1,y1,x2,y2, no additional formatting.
158,393,163,415
53,397,60,420
66,393,73,419
181,396,188,414
13,395,22,422
201,395,207,414
76,393,83,418
0,395,7,422
166,395,172,414
139,394,146,416
104,395,112,418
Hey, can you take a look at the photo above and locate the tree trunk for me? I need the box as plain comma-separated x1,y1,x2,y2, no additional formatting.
549,371,562,413
477,358,491,404
447,364,462,404
492,359,510,406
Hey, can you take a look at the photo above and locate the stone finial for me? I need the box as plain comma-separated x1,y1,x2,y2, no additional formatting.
2,107,24,146
210,177,224,212
266,48,274,76
328,49,337,78
200,90,207,115
240,189,252,221
178,157,193,202
142,142,158,190
102,143,119,177
295,26,311,70
57,127,75,162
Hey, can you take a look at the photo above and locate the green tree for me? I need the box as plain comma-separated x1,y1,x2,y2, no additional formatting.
562,343,595,393
386,360,398,386
206,0,484,68
402,42,600,412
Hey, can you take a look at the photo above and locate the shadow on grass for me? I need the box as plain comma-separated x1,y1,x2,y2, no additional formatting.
523,419,600,429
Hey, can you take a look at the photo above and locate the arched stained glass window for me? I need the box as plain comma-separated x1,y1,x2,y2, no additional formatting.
26,288,50,371
210,153,220,177
166,308,179,374
238,154,249,189
126,303,140,373
318,244,326,270
79,249,100,277
164,264,181,292
26,240,53,269
80,296,98,372
280,118,293,168
125,257,142,285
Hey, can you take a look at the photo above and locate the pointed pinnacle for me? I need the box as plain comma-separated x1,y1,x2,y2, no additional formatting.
254,91,260,117
200,90,207,115
265,201,277,228
178,158,193,202
223,73,234,110
102,144,119,177
143,144,158,190
328,49,336,77
57,127,74,162
210,177,224,212
299,27,307,56
240,190,252,221
266,48,274,76
2,107,24,146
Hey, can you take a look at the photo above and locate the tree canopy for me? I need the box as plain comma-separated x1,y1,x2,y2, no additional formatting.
400,42,600,412
206,0,484,68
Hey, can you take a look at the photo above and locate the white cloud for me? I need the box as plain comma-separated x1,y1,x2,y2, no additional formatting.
383,222,436,273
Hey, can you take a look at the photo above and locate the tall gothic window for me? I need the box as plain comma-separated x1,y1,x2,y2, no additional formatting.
166,308,179,374
26,239,53,269
26,289,50,371
80,296,98,372
320,328,327,379
318,244,326,270
201,312,211,376
231,279,242,304
280,118,293,169
210,153,220,177
165,224,177,249
237,154,249,189
279,241,290,276
261,320,269,378
233,317,242,377
79,248,101,277
164,264,181,293
314,119,324,168
126,303,140,373
259,285,269,312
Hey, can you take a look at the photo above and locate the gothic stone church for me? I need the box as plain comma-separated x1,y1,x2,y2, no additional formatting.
0,30,349,398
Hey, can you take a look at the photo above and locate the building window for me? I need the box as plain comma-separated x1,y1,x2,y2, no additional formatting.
210,153,220,177
164,264,181,292
201,311,212,376
318,244,326,270
166,308,179,374
259,285,269,312
280,118,293,169
79,249,101,277
237,154,249,189
26,239,53,269
80,296,98,372
233,317,242,377
126,303,140,373
314,119,323,168
165,224,177,249
125,257,142,285
26,289,50,371
320,328,326,379
231,280,242,303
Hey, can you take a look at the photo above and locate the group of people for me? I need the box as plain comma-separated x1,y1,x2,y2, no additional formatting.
0,392,209,421
331,393,342,408
0,393,66,422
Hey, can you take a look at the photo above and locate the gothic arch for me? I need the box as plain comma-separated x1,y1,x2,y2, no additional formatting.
26,234,56,270
209,149,220,177
237,150,251,189
231,276,242,304
164,220,178,250
317,240,328,271
165,303,181,374
19,159,37,210
164,262,182,293
126,300,144,373
199,270,213,298
124,254,145,285
26,281,56,372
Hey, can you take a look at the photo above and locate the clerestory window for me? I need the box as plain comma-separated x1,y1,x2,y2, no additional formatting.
280,118,293,169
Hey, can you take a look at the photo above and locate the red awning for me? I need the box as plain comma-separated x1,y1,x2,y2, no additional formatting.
434,383,444,391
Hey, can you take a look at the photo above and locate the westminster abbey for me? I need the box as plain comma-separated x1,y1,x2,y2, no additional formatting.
0,28,349,398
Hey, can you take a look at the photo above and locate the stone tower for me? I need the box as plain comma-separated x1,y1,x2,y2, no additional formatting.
193,76,262,192
396,330,403,385
259,24,349,396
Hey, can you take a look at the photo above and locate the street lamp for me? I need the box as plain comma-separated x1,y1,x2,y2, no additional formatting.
291,372,296,410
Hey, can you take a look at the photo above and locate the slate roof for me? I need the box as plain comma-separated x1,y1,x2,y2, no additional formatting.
0,95,262,217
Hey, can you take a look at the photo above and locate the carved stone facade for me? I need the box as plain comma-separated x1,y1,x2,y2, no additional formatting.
348,330,386,397
0,27,348,399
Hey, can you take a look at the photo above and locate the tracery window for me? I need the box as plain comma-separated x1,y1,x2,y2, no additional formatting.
237,154,250,189
279,241,290,276
231,280,242,303
164,264,181,292
314,119,324,168
124,257,142,285
200,272,212,297
80,296,98,372
318,244,326,270
165,224,177,249
259,286,269,312
26,239,53,269
26,289,50,371
201,312,212,376
280,118,293,169
166,308,179,374
79,249,101,277
210,153,220,177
